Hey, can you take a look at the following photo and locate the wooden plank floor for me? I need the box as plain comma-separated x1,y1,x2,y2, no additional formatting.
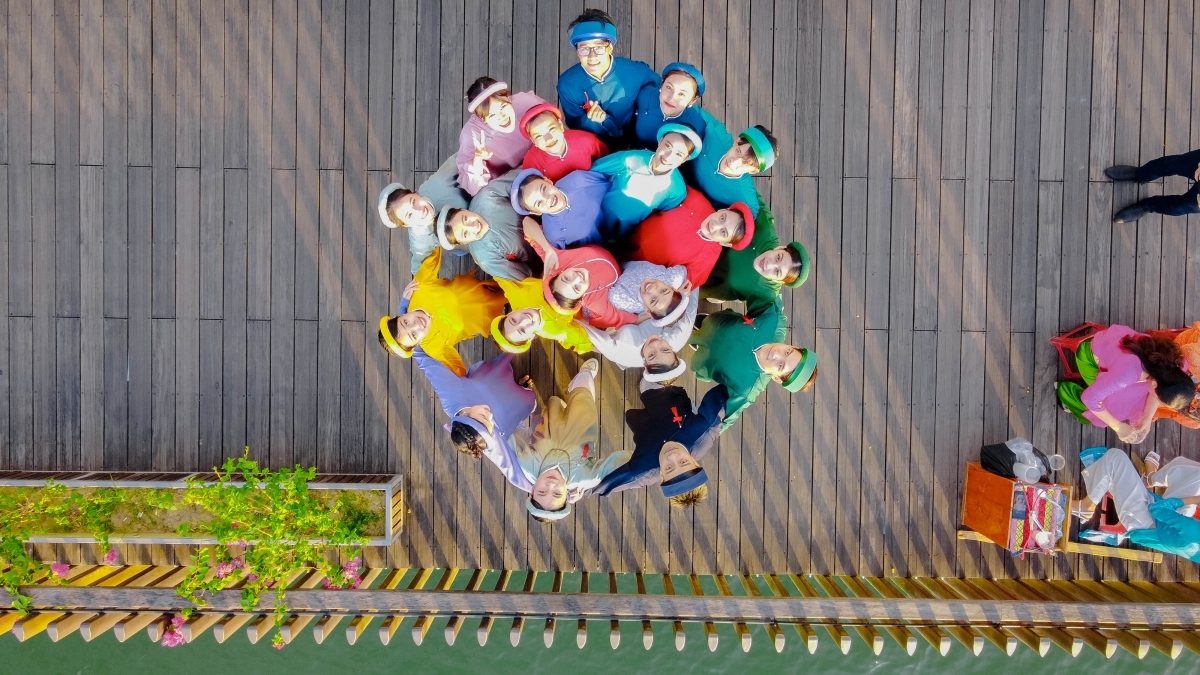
3,0,1200,582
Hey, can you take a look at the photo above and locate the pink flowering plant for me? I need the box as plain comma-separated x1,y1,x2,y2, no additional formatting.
0,482,160,615
173,451,377,649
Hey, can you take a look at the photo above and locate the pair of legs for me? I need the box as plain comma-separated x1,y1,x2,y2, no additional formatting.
1075,449,1200,530
1107,149,1200,222
531,360,599,457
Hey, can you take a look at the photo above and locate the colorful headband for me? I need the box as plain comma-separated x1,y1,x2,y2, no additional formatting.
650,290,690,328
519,103,564,141
727,202,756,251
569,20,617,47
661,466,708,497
378,316,411,358
739,127,776,172
526,495,572,521
643,358,687,383
661,62,705,97
377,182,407,228
780,348,818,393
509,168,545,216
467,81,509,114
657,123,703,160
491,314,533,354
436,205,459,251
784,242,811,288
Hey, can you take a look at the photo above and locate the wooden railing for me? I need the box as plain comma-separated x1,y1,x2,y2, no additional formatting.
4,564,1200,658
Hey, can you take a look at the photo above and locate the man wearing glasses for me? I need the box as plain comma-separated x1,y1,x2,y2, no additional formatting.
556,9,659,149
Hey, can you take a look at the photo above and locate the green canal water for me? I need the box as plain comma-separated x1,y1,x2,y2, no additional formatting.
3,622,1197,674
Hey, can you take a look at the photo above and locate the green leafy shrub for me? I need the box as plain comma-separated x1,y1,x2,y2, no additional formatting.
173,451,378,648
0,451,381,641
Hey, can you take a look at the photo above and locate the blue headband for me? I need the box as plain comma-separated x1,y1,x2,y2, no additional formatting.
569,21,617,46
509,168,544,216
661,62,705,97
661,467,709,497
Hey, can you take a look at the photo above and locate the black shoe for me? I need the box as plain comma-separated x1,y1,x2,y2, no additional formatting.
1113,203,1149,224
1104,165,1140,182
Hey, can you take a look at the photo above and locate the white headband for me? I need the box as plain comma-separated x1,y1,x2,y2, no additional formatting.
467,81,510,113
643,359,687,383
651,291,690,327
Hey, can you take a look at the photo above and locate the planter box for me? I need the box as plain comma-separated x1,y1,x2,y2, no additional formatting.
0,470,403,547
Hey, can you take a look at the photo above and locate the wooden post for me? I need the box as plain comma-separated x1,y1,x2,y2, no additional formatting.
635,573,652,650
347,568,406,645
576,572,589,649
381,568,428,645
412,568,458,645
544,571,563,648
740,576,783,653
689,574,718,652
445,569,485,646
477,570,511,646
510,571,537,647
862,577,952,656
914,577,1014,655
608,573,620,650
713,575,751,652
841,576,916,655
789,574,851,654
663,574,685,651
763,575,818,653
811,576,881,654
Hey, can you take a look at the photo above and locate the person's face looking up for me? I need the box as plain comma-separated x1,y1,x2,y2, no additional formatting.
659,72,699,117
753,247,794,282
390,193,435,229
395,311,431,348
576,39,613,77
527,113,567,155
503,308,543,344
659,441,700,482
718,138,761,177
479,96,517,133
449,209,490,244
698,209,743,245
520,177,568,216
552,268,589,300
639,278,676,316
650,132,691,174
754,343,803,381
532,466,568,511
640,336,677,369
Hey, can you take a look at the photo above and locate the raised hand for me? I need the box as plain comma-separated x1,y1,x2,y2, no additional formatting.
471,129,493,162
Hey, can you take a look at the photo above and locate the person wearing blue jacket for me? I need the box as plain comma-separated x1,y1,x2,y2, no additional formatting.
411,347,536,493
590,383,728,508
590,122,702,242
683,115,779,217
510,168,609,250
556,9,659,147
632,62,708,150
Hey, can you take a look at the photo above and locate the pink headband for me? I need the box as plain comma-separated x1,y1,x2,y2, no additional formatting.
467,81,509,113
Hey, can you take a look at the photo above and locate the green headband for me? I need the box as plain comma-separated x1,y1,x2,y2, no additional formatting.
780,348,817,393
739,127,776,172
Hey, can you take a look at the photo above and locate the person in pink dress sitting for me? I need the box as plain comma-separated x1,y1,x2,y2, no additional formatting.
1057,325,1197,443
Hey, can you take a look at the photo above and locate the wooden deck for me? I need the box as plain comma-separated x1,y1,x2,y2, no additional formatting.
2,0,1200,582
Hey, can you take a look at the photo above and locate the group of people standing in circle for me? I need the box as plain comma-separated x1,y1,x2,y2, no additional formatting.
374,8,816,523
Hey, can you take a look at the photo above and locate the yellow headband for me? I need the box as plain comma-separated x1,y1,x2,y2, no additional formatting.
378,316,412,358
